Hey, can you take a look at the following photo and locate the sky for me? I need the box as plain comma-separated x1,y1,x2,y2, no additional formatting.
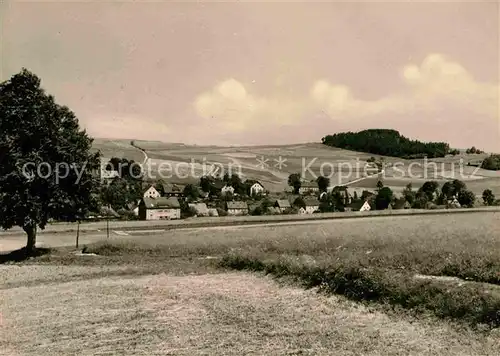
1,0,499,152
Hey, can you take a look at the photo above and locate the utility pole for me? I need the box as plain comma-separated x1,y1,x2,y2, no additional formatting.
76,220,80,248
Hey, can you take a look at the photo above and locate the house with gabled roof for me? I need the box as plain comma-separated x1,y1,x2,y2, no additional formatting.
392,198,411,210
303,197,320,214
162,183,185,198
226,201,249,216
346,200,372,212
249,181,266,196
299,181,319,195
274,199,292,213
221,184,235,196
143,185,161,199
139,197,181,220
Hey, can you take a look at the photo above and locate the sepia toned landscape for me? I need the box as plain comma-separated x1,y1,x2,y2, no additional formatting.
2,1,500,355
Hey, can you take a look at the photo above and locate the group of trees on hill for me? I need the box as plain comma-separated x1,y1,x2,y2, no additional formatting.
321,129,451,159
465,146,484,154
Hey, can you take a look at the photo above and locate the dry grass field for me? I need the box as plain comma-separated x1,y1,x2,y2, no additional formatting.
0,266,498,356
92,139,500,195
2,213,500,354
1,267,499,355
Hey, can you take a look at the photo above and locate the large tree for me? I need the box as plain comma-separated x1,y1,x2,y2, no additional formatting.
0,69,100,254
288,173,302,194
375,187,393,210
316,176,330,192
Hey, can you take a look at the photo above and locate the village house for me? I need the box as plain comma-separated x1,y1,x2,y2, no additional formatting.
267,207,281,215
143,185,161,199
346,200,372,212
226,201,249,216
249,181,266,196
303,198,320,214
162,183,185,198
299,181,319,195
274,199,291,213
392,198,411,210
221,184,235,196
99,167,120,185
188,203,210,217
139,197,181,220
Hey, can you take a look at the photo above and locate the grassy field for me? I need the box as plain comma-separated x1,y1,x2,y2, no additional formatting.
1,213,500,354
2,266,499,355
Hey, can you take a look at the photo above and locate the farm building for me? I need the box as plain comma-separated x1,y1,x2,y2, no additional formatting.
299,181,319,195
188,203,210,217
249,182,266,196
274,199,291,213
139,197,181,220
162,183,185,198
226,201,249,215
143,185,161,199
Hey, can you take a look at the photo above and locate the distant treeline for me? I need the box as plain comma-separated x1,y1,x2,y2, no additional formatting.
321,129,450,159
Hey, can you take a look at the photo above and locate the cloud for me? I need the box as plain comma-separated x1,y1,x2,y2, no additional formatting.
311,53,499,119
193,78,307,131
195,54,498,132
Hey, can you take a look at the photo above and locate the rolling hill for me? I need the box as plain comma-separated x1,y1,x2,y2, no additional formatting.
92,139,500,196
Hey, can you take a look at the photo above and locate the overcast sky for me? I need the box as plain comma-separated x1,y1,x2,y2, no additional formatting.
2,0,499,151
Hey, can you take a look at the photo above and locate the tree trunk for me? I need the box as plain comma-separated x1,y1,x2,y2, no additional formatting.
23,224,37,256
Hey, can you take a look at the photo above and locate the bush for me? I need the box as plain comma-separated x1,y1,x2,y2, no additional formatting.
481,155,500,171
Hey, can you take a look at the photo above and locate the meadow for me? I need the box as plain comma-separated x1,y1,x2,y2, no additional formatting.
2,213,500,354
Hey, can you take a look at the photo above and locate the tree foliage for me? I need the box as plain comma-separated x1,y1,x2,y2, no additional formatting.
321,129,450,158
0,69,100,254
458,190,475,208
402,183,415,205
482,189,495,206
441,179,466,200
183,184,199,201
418,181,440,201
288,173,302,194
316,176,330,192
481,155,500,171
375,187,393,210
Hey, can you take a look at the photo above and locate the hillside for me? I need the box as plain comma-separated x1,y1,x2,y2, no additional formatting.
92,139,500,196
